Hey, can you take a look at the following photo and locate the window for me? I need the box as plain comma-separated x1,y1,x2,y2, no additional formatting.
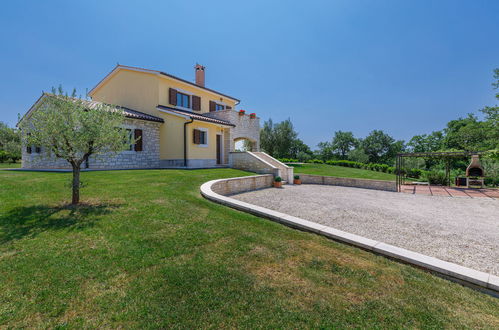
125,129,134,151
193,129,208,146
215,103,225,111
200,130,207,145
176,92,190,108
123,128,143,152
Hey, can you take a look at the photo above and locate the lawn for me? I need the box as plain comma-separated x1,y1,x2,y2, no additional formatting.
0,162,20,169
292,163,397,181
0,169,498,328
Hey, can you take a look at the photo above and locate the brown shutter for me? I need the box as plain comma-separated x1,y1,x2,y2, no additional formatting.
134,129,143,151
192,95,201,111
193,129,200,144
26,146,32,154
226,105,232,110
209,101,216,112
169,88,177,106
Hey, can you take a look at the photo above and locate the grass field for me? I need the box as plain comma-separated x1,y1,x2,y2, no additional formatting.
0,162,21,169
0,169,498,328
292,163,397,181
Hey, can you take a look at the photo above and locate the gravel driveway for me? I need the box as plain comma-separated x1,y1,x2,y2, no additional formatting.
231,184,499,275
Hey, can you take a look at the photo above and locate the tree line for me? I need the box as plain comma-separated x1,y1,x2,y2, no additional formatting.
260,69,499,166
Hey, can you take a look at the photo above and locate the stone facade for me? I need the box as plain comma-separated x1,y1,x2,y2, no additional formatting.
22,119,161,169
299,174,397,192
205,110,260,164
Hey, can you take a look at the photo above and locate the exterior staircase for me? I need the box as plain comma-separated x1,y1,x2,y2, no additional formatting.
229,151,294,184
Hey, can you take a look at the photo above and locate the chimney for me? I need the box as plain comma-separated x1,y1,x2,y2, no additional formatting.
195,64,205,87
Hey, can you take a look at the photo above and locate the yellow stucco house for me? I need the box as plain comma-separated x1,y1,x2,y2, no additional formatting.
22,64,261,169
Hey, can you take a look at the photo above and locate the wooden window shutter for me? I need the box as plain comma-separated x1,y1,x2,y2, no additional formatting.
35,146,41,153
26,146,32,154
169,88,177,106
226,105,232,110
192,95,201,111
209,101,216,112
134,129,143,151
193,129,200,144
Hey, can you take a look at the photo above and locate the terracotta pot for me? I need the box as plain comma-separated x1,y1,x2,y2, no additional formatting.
293,179,301,185
273,181,282,188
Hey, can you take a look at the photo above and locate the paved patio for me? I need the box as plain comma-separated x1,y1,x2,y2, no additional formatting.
401,184,499,199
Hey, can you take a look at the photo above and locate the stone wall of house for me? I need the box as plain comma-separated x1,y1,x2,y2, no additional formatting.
211,174,274,196
298,174,397,192
22,119,161,169
205,110,260,159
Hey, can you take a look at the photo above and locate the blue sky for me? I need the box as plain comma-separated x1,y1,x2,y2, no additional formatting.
1,0,498,148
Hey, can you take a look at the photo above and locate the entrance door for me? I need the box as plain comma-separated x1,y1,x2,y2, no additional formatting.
216,135,222,165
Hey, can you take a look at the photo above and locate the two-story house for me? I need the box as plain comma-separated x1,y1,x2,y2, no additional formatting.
21,64,261,169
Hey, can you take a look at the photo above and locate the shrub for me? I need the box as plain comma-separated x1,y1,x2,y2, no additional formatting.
406,168,423,179
425,171,447,185
0,150,8,163
484,177,499,187
307,159,324,164
274,176,282,182
294,175,300,180
278,158,298,163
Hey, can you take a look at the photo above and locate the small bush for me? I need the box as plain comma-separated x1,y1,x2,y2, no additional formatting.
426,171,447,185
274,176,282,182
484,177,499,187
406,168,423,179
307,159,324,164
294,175,300,180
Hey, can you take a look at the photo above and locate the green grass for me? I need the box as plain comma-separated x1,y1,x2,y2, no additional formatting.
292,163,397,181
0,162,20,169
0,169,498,328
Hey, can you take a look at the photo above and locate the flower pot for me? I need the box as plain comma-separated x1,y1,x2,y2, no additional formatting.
293,179,301,185
273,181,282,188
238,111,245,116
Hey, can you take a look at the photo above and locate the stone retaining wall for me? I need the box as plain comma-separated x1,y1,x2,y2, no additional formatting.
210,174,274,195
299,174,397,192
229,152,279,177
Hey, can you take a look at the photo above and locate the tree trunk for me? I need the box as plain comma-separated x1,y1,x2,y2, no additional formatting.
72,165,80,205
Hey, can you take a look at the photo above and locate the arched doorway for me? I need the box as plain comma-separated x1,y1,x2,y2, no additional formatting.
233,137,258,152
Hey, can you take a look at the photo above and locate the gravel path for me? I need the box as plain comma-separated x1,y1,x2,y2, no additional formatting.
232,185,499,275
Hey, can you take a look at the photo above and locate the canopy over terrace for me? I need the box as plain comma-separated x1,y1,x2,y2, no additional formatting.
395,151,486,192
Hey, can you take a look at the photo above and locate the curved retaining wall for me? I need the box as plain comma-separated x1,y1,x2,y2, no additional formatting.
200,175,499,296
299,174,397,192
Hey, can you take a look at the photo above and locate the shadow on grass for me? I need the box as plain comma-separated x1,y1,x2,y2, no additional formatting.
0,203,120,244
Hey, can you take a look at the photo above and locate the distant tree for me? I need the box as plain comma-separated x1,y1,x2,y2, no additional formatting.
19,87,130,204
260,119,275,155
407,131,444,153
492,68,499,99
260,118,304,159
273,119,298,158
289,138,312,159
361,130,401,164
347,147,369,163
0,122,21,162
331,131,357,159
316,141,334,161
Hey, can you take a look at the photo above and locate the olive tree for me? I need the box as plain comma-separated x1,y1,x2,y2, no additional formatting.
19,88,131,204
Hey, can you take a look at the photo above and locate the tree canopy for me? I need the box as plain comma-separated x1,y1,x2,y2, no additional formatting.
19,87,130,204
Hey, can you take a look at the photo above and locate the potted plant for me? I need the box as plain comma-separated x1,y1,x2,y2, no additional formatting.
273,176,283,188
249,113,256,119
293,175,301,185
238,109,246,116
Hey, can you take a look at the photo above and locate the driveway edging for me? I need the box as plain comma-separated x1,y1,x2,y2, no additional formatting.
200,176,499,295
